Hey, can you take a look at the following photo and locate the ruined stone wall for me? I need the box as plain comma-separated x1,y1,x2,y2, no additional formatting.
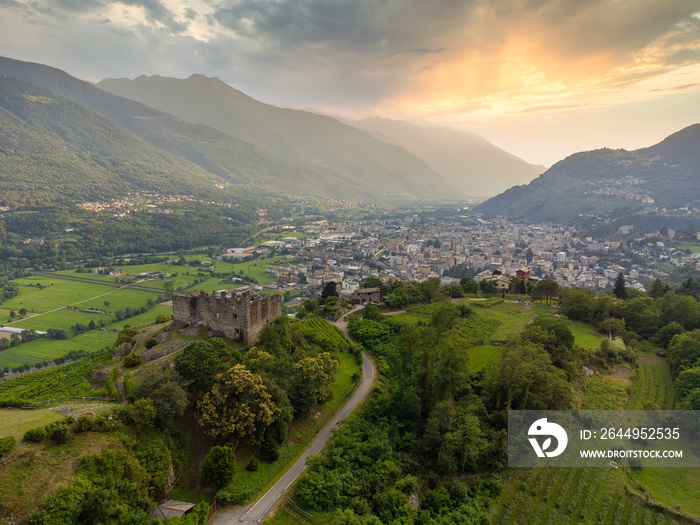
172,289,281,343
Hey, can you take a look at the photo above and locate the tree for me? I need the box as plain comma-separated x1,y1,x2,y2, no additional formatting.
18,308,27,316
459,277,478,294
667,330,700,376
290,353,339,413
124,398,156,427
647,278,669,299
321,281,339,299
174,339,239,393
511,277,527,295
531,279,560,304
9,310,15,318
677,277,700,299
478,280,495,294
20,329,39,342
202,446,236,488
198,365,280,445
613,272,627,299
521,316,575,371
675,367,700,399
598,317,626,341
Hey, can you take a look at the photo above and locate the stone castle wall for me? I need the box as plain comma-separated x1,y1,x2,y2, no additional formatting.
172,289,281,343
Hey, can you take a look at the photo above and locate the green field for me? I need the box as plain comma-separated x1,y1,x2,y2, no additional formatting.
10,309,109,333
627,354,675,410
0,409,65,441
2,276,116,312
493,466,677,525
468,345,502,371
0,271,167,368
109,304,172,332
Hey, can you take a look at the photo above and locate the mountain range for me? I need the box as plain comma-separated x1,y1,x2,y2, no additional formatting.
477,124,700,225
2,55,698,221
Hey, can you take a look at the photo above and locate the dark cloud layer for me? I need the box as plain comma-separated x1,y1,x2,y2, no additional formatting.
1,0,700,164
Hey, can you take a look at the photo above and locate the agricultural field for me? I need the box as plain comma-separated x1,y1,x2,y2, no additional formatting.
493,347,686,524
494,324,700,525
492,465,678,525
579,376,630,410
0,352,113,404
627,353,675,410
1,276,115,312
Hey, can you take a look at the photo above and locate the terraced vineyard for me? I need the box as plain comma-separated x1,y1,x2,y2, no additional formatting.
495,466,679,524
627,354,675,410
0,352,113,404
297,318,352,350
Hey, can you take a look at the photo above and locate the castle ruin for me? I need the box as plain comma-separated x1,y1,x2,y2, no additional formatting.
172,289,282,344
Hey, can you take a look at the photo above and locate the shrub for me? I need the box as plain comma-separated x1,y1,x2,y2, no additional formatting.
144,338,158,350
124,353,142,368
48,425,73,445
155,313,172,324
23,427,47,443
202,446,236,489
0,436,16,457
74,415,93,433
123,370,135,401
106,367,121,401
245,458,259,472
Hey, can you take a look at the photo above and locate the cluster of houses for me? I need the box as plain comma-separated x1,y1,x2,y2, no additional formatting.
220,215,700,298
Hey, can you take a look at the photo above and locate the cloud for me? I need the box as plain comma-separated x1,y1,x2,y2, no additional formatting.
1,0,700,117
119,0,189,33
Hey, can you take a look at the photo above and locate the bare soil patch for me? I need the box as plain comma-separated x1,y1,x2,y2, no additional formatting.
612,365,633,380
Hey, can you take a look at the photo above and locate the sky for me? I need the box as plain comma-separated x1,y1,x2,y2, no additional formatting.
1,0,700,166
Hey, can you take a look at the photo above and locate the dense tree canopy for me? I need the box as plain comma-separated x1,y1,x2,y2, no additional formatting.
198,364,280,445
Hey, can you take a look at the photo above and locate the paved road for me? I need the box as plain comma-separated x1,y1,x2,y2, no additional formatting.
212,350,375,524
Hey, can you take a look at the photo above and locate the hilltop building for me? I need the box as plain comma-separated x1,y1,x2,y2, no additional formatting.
172,289,281,343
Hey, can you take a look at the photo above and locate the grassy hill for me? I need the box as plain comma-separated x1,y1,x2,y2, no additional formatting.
0,76,225,207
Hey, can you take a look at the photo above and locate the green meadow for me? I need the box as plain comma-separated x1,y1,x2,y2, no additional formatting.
2,277,115,312
0,409,65,441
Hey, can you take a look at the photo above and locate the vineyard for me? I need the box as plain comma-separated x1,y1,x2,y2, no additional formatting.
627,354,675,410
495,466,679,524
0,352,113,404
494,347,685,525
297,318,353,351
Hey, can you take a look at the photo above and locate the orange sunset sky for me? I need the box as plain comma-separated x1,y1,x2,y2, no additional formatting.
1,0,700,165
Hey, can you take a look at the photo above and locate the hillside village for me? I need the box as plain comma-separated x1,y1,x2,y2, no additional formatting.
219,216,699,300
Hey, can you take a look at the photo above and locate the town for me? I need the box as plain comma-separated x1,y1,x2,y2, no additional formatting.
212,215,698,300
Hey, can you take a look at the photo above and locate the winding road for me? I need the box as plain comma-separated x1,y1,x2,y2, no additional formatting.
212,318,374,524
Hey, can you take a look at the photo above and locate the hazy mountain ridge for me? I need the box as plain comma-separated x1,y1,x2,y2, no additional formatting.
97,74,455,200
0,57,354,200
352,117,545,197
476,124,700,223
